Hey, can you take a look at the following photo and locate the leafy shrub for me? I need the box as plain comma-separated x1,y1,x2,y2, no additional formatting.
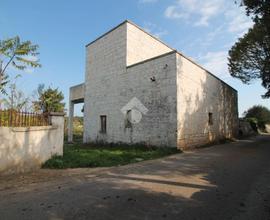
244,105,270,131
245,117,258,132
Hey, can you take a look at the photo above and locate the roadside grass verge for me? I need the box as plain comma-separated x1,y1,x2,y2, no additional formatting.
42,143,181,169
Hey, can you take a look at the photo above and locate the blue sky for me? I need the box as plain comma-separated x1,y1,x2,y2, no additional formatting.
1,0,269,116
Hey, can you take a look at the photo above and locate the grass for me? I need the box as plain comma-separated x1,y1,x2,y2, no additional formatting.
64,116,84,143
42,143,181,169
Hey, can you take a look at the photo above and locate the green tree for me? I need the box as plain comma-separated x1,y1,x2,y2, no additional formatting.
244,105,270,129
228,0,270,98
33,84,65,113
0,36,41,95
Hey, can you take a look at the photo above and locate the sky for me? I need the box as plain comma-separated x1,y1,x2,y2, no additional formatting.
1,0,269,116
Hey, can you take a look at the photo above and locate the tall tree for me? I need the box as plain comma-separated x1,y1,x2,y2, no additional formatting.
0,36,41,95
33,84,65,113
228,0,270,98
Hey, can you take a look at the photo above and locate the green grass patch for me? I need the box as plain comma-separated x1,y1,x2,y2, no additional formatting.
42,143,181,169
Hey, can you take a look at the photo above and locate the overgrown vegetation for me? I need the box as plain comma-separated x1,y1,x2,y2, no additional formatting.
33,84,65,113
42,143,180,169
64,116,83,142
244,105,270,131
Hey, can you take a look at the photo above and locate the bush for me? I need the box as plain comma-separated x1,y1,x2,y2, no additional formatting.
245,117,258,132
244,105,270,131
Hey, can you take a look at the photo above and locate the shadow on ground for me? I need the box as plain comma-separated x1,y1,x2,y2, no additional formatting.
1,135,270,220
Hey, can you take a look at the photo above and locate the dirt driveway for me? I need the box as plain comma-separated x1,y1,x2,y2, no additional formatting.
1,135,270,220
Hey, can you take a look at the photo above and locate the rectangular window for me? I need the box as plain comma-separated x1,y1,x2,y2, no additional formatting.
125,110,132,128
100,115,107,133
208,112,213,125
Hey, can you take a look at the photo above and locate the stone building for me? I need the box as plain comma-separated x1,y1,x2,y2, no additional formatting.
69,20,238,150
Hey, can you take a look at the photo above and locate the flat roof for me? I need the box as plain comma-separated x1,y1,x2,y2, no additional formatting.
85,20,237,92
85,20,174,51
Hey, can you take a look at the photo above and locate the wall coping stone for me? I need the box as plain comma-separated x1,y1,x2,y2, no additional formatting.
49,112,65,116
11,125,57,132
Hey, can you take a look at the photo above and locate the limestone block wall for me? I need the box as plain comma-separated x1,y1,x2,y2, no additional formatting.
121,52,177,147
126,22,173,66
84,23,127,142
85,51,177,147
0,114,64,175
176,53,238,149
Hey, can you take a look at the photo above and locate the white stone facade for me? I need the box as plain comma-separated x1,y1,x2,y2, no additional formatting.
126,22,173,66
69,20,238,149
176,54,238,149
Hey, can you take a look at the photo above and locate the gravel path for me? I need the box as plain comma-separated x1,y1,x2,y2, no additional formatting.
1,135,270,220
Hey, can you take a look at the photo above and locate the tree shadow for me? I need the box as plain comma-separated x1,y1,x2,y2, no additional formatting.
177,58,238,149
1,135,270,219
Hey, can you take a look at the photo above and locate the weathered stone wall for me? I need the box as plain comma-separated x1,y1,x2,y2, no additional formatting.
126,22,173,66
84,21,177,146
85,50,177,146
176,53,238,149
84,23,127,143
122,52,177,147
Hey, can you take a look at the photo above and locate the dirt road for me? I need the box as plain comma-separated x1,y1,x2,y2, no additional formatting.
1,135,270,220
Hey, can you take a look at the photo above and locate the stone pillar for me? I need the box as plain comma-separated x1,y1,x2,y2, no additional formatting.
68,101,74,143
49,112,65,156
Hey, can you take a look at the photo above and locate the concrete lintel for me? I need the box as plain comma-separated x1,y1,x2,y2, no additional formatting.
70,83,85,103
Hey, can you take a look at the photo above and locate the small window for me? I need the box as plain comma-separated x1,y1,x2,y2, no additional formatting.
125,110,132,128
100,115,107,133
208,112,213,125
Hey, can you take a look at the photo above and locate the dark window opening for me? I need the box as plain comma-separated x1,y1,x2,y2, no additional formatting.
208,112,213,125
100,115,107,133
125,110,132,128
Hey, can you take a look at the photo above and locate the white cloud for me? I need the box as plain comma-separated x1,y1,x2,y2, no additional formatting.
143,22,168,39
198,51,230,79
164,0,253,31
163,1,253,55
152,30,168,39
226,9,253,35
165,0,223,26
164,6,188,19
162,1,254,79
